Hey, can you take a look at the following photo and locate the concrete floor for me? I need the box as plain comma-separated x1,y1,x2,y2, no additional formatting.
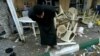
0,24,100,56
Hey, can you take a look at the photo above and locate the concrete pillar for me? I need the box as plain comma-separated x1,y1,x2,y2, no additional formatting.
59,0,70,11
86,0,93,9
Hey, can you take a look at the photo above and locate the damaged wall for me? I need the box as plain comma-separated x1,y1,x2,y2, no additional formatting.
14,0,37,9
13,0,37,17
14,0,24,10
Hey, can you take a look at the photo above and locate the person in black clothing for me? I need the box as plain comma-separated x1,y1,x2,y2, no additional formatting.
28,5,57,48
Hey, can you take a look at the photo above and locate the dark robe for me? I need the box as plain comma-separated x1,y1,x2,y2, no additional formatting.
28,5,57,46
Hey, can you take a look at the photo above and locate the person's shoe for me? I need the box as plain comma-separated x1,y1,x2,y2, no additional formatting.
9,52,16,56
0,31,5,36
5,48,13,53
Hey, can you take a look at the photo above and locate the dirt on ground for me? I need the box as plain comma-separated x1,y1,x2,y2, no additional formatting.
0,24,100,56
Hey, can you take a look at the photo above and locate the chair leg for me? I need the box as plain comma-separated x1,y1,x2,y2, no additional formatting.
32,23,36,37
19,23,25,41
19,23,24,33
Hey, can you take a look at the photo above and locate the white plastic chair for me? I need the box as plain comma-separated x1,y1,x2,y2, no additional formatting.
7,0,36,41
19,16,36,37
20,10,36,37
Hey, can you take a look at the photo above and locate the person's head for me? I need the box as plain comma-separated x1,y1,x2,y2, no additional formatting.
33,5,44,18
